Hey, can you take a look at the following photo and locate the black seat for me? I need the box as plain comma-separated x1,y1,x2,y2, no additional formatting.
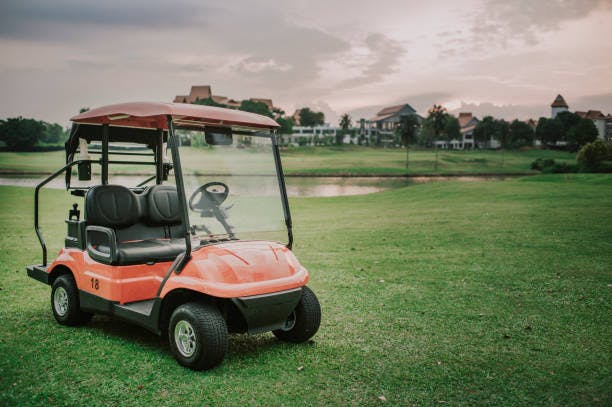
85,184,187,265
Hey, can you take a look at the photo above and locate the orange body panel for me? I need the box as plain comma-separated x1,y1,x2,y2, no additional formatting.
47,241,308,303
160,241,309,299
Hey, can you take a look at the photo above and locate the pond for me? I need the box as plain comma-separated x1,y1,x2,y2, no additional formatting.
0,174,518,197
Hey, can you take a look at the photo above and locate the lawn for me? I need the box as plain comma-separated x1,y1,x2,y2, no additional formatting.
0,175,611,405
0,147,576,176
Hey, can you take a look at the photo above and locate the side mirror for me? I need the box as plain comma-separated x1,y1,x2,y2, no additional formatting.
205,126,233,145
78,161,91,181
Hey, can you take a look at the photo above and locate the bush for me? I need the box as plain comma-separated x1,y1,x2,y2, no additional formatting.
531,158,578,174
531,158,555,171
576,140,612,172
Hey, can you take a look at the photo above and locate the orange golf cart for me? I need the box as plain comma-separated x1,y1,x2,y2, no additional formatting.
26,102,321,370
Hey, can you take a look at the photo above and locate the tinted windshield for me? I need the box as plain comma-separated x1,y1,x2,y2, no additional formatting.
172,129,287,246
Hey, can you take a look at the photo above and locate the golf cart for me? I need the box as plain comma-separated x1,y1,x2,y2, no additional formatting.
26,102,321,370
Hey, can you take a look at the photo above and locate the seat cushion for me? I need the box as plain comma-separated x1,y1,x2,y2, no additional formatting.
97,239,186,265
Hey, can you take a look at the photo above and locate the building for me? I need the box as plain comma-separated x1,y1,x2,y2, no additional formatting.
173,85,276,111
368,104,419,131
458,112,479,149
367,103,422,146
551,94,569,118
575,110,608,140
173,85,212,104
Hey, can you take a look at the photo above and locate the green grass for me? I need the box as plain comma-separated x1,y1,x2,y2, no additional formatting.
0,147,576,175
1,175,611,405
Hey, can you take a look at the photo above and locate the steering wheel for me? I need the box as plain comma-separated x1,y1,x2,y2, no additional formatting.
189,182,229,215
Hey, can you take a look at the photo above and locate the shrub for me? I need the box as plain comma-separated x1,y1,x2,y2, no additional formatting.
531,158,555,171
576,140,612,172
531,158,577,174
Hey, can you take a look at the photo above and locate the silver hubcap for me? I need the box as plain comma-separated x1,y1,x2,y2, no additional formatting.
53,287,69,316
281,311,296,331
174,320,197,357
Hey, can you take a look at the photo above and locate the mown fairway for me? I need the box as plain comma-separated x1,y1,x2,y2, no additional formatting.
0,147,576,175
0,175,611,405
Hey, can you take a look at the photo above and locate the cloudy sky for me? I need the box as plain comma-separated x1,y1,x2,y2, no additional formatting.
1,0,611,125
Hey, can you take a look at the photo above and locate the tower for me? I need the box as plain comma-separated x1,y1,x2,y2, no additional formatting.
551,94,568,118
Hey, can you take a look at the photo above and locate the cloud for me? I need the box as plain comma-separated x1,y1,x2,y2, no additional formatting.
337,33,406,89
469,0,609,47
449,101,547,120
0,0,204,40
571,92,612,113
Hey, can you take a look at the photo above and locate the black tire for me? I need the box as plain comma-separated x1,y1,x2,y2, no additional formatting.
168,302,228,370
51,274,92,326
273,286,321,343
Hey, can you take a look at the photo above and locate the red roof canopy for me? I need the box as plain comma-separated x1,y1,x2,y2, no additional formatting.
70,102,279,130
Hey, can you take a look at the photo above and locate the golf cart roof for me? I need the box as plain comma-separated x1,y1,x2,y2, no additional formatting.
70,101,279,130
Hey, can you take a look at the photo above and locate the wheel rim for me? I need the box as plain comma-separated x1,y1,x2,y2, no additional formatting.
53,287,69,316
174,320,197,357
281,311,296,331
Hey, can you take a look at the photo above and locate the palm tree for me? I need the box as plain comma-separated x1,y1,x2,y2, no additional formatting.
396,114,419,170
338,114,352,145
425,105,448,172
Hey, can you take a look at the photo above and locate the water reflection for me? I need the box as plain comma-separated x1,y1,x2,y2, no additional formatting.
0,175,515,197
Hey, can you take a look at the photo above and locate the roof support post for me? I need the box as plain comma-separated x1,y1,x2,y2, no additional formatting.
155,128,164,184
166,115,192,271
101,124,109,185
271,131,293,249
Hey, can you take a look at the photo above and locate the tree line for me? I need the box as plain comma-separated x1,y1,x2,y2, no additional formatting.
0,117,68,151
193,96,326,137
394,106,598,151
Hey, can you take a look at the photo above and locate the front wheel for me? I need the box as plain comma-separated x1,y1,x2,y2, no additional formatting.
169,302,228,370
273,286,321,343
51,274,92,326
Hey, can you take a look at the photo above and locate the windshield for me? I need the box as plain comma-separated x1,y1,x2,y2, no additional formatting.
172,129,288,247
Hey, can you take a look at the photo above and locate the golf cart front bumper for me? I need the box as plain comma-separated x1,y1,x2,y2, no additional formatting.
231,288,302,334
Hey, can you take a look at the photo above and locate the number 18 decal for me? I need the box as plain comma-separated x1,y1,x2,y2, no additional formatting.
90,278,99,290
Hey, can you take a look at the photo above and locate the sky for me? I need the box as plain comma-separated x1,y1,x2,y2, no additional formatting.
0,0,611,125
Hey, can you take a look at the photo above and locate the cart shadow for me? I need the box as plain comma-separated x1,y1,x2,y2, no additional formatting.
86,315,287,361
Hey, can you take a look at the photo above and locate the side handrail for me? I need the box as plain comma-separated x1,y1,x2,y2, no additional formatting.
35,160,84,266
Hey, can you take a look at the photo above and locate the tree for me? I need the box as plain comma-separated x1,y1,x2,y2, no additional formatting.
423,105,448,172
473,116,497,146
298,108,325,127
277,117,293,135
577,140,612,171
555,111,580,133
40,123,65,144
536,117,564,146
0,117,46,151
396,114,420,169
443,116,460,143
496,119,510,148
508,120,534,148
239,100,273,118
193,97,226,108
567,118,598,150
338,114,352,145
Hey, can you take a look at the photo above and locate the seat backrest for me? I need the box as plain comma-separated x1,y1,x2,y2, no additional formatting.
85,185,140,228
146,185,182,225
145,184,186,239
85,184,185,242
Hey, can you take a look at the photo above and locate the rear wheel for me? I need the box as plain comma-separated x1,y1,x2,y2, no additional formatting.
51,274,92,326
273,286,321,343
169,302,228,370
